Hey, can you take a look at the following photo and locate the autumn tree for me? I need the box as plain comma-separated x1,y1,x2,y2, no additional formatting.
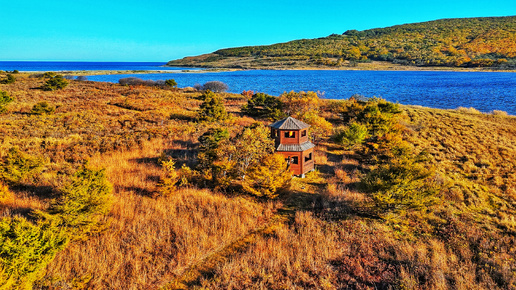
279,91,333,140
242,153,291,199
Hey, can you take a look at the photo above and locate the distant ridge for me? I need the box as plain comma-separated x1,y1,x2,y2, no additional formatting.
168,16,516,70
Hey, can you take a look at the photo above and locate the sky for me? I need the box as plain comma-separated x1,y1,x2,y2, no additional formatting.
2,0,516,62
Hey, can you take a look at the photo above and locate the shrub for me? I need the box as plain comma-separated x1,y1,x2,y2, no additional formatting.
165,79,178,88
30,102,55,115
193,83,203,91
360,157,440,214
242,153,291,198
196,90,229,122
0,217,68,289
333,122,368,148
201,81,228,92
46,165,113,235
41,72,56,79
119,77,153,86
0,73,16,84
76,75,88,81
158,159,180,195
355,98,402,136
42,75,68,91
63,75,75,80
242,92,285,120
0,90,14,113
0,147,45,184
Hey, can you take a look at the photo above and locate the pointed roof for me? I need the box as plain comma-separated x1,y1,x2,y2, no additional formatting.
269,116,310,130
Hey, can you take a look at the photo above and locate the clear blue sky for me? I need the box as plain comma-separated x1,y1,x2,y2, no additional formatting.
2,0,516,62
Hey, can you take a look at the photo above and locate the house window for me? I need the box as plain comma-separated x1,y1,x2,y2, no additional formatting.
291,156,299,164
301,130,307,137
284,131,296,138
305,153,312,162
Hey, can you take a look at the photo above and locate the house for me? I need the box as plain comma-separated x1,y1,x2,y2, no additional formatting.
269,116,315,177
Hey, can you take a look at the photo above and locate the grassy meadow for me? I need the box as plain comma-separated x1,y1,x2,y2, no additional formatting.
1,73,515,289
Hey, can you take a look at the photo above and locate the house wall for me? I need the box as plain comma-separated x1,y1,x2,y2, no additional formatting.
279,129,300,145
277,151,303,175
301,148,315,174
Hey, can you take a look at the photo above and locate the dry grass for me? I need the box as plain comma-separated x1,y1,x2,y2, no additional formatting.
2,74,516,289
40,139,280,289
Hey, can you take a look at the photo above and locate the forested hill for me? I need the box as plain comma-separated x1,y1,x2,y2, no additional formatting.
167,16,516,69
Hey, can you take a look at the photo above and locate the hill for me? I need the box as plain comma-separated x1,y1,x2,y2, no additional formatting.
168,16,516,70
0,73,515,288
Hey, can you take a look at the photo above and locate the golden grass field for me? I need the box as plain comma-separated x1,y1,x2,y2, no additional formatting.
1,73,515,289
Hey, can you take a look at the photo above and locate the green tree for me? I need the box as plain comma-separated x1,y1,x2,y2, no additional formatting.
42,75,68,91
165,79,178,88
45,165,113,236
197,90,229,122
0,91,14,113
30,102,55,115
197,128,230,177
333,122,369,148
242,92,285,120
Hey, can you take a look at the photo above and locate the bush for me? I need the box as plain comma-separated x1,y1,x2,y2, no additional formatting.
242,92,285,120
119,77,154,86
165,79,178,88
42,75,68,91
201,81,228,92
30,102,55,115
197,90,229,122
360,157,440,214
1,73,16,84
0,217,68,289
0,90,14,113
46,165,113,235
41,72,56,79
193,83,203,91
76,75,88,81
333,122,368,148
0,147,45,184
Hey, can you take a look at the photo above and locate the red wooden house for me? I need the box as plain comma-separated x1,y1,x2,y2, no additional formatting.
269,116,315,176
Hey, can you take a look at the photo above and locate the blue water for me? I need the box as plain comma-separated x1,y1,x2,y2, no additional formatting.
1,62,515,114
87,70,516,115
0,61,196,72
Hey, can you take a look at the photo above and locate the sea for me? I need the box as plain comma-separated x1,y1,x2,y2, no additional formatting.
2,61,516,115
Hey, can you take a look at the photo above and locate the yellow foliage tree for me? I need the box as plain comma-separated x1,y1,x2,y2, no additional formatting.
279,91,333,140
242,153,291,199
159,159,180,195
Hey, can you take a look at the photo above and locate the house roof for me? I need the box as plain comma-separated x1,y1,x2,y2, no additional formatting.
269,116,310,130
276,141,315,152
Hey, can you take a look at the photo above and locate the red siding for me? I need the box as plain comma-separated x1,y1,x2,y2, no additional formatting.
277,151,303,175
